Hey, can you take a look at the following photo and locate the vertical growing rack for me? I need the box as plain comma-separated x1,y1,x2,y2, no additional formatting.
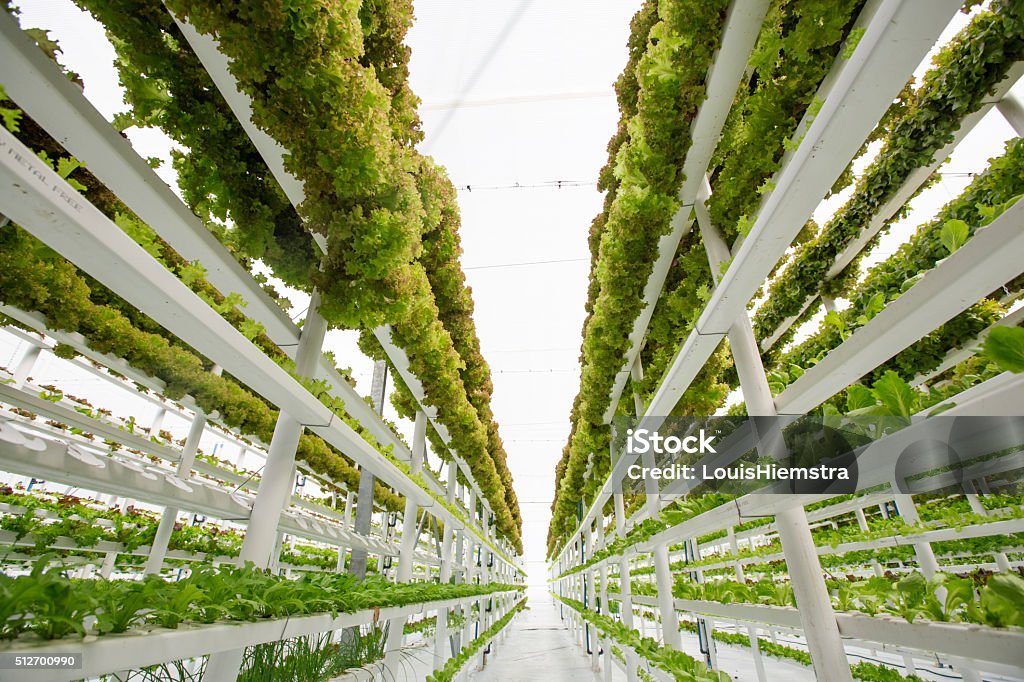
0,2,525,680
549,0,1024,680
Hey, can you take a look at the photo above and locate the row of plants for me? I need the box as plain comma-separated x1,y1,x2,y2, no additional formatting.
379,163,521,530
711,542,1022,580
635,569,1024,629
558,18,1024,612
59,0,521,547
754,0,1024,349
770,138,1024,393
551,1,1024,559
0,488,348,570
562,393,1023,582
403,608,468,637
676,617,928,682
561,482,1020,579
383,445,521,571
549,2,661,547
704,0,865,245
559,484,1011,579
425,598,526,682
548,0,731,555
0,135,404,514
555,594,731,681
0,557,518,641
683,493,1023,564
555,494,736,579
620,0,873,431
548,2,663,546
551,0,879,557
660,3,1024,423
235,625,388,682
664,523,1023,574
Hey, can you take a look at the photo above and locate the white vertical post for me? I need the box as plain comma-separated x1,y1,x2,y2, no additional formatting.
13,343,42,387
631,356,645,417
384,410,425,671
728,526,745,582
233,444,246,470
342,490,355,528
350,359,388,579
145,370,217,576
855,508,884,576
698,194,853,681
149,406,168,436
892,493,940,578
705,616,719,671
963,480,987,515
435,463,458,668
467,488,478,583
997,93,1024,136
613,455,638,682
98,548,117,579
204,297,326,682
240,295,327,566
586,526,599,671
854,507,869,531
653,542,681,650
748,625,768,682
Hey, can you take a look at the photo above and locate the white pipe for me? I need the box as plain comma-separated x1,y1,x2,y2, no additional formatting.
239,293,327,566
653,543,682,650
700,194,851,680
997,93,1024,136
12,344,41,388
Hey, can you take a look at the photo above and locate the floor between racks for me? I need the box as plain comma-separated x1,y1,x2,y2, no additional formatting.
471,592,620,682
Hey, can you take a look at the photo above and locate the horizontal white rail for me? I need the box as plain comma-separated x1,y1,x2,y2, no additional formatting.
0,591,522,682
614,594,1024,668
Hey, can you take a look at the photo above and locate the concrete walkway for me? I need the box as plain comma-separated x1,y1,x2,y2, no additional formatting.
471,590,624,682
470,590,816,682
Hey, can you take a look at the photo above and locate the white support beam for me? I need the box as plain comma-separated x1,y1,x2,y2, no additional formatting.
997,91,1024,135
144,384,214,575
